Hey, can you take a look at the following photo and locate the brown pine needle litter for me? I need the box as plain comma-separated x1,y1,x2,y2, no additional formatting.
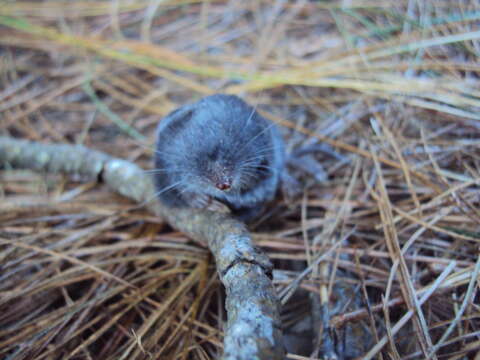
1,1,480,359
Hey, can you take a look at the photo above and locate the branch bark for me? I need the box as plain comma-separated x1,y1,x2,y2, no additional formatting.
0,136,285,360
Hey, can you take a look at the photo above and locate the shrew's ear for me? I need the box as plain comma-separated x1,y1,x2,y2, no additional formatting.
156,104,195,138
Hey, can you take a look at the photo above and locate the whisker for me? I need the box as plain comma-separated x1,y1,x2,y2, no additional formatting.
242,104,258,130
152,148,184,159
237,122,276,153
238,170,257,179
239,145,278,162
126,138,157,154
138,180,185,206
143,168,180,174
239,159,274,169
242,164,275,172
237,176,253,189
238,168,262,179
238,156,267,166
128,137,184,160
177,186,191,197
239,157,269,166
156,180,184,196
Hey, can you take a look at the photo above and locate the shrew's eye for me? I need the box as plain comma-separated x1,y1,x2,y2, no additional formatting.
207,145,220,161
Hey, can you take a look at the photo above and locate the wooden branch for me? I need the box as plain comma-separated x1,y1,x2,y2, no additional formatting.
0,136,285,360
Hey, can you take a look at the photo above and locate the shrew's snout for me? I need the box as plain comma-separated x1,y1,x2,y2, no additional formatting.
215,180,231,191
210,162,234,191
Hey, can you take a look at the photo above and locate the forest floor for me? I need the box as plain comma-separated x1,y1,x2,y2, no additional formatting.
1,1,479,359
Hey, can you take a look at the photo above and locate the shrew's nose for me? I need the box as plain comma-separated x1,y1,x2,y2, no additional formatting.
216,181,231,191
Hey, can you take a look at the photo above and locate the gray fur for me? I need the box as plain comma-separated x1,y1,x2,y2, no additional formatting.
153,94,285,221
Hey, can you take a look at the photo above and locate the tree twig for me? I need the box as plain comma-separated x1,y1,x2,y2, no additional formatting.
0,136,285,360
